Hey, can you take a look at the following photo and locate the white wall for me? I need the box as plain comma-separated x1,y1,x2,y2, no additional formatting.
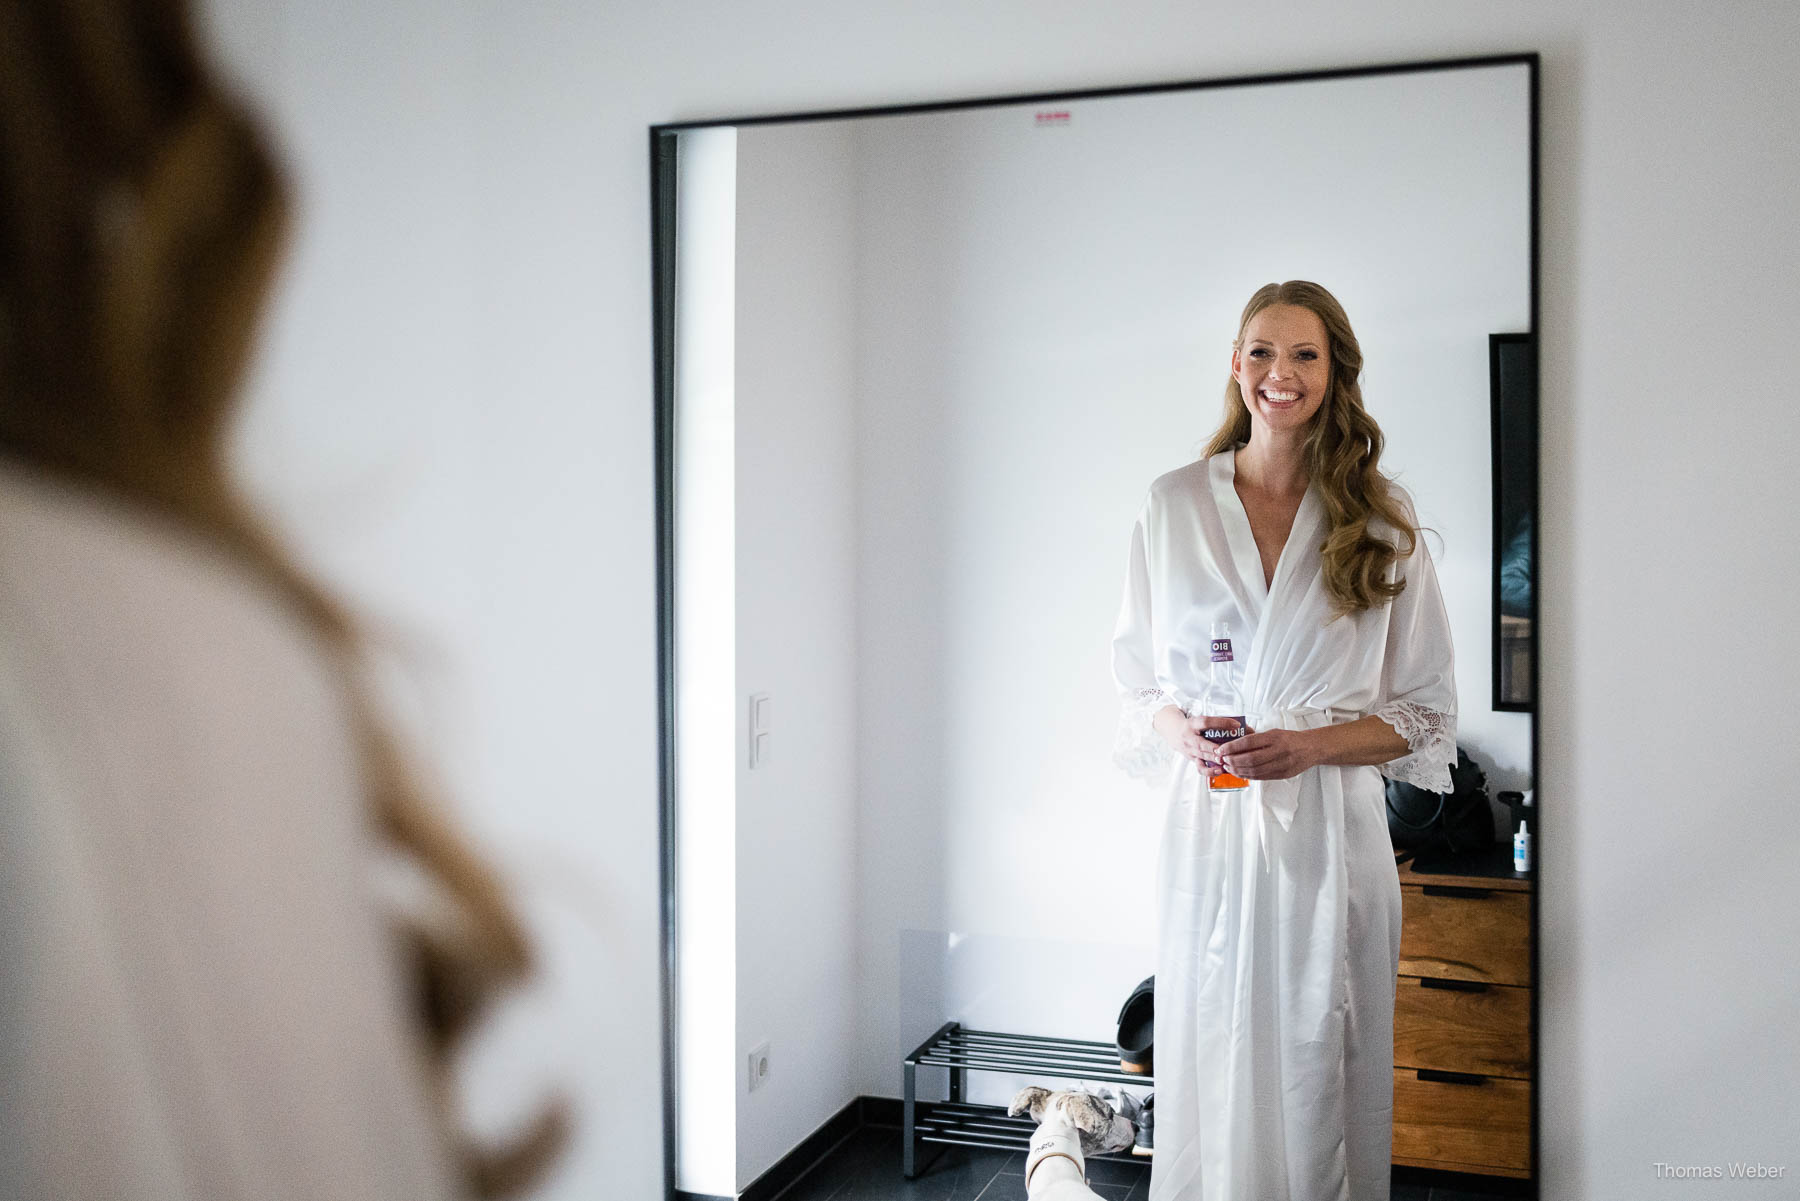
732,123,863,1192
201,1,1800,1198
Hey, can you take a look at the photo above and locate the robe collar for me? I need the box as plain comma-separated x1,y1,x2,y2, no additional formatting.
1206,447,1325,632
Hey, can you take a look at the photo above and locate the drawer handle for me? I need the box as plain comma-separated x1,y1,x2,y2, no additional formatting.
1420,978,1490,993
1417,1069,1488,1086
1421,884,1493,899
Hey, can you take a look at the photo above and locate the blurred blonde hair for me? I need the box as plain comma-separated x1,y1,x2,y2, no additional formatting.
1203,280,1420,615
0,1,563,1193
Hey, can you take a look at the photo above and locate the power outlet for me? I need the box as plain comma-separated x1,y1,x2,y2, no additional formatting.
748,693,771,770
747,1040,772,1093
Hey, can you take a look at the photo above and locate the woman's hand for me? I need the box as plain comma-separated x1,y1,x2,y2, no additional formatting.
1219,728,1321,781
1153,707,1246,776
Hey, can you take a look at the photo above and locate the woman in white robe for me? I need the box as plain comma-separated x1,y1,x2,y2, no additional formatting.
1111,282,1458,1201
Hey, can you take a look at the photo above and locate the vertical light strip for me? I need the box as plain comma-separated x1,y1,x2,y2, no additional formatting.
673,125,738,1197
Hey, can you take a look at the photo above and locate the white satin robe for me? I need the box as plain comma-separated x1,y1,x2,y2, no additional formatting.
1110,450,1457,1201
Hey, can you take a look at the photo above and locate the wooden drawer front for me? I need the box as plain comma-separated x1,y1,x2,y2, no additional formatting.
1394,977,1531,1079
1392,1068,1531,1174
1398,884,1530,986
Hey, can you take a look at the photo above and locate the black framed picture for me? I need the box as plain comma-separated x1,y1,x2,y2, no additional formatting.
1490,332,1536,712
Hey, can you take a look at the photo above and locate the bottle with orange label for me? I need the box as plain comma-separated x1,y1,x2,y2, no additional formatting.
1194,620,1248,792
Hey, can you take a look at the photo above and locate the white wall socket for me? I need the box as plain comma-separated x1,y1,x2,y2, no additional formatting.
748,693,771,770
747,1040,772,1093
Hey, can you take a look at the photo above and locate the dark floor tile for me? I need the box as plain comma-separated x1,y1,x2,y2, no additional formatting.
971,1167,1134,1201
990,1145,1146,1185
858,1149,1011,1201
992,1152,1026,1177
802,1127,1013,1201
1424,1171,1532,1199
771,1127,894,1201
1081,1156,1150,1189
970,1175,1020,1201
1392,1163,1529,1200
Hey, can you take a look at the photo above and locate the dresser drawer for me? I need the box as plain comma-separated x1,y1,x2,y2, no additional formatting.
1398,884,1530,986
1393,976,1531,1079
1392,1068,1531,1175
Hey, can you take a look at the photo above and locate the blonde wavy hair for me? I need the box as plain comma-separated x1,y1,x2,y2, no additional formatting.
0,1,563,1193
1203,280,1421,616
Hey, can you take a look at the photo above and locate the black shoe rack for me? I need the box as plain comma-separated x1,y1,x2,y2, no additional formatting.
901,1022,1153,1178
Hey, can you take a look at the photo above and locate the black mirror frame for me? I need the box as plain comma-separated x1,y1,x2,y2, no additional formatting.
650,51,1540,1201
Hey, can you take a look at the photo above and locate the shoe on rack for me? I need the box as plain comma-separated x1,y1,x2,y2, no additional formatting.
1115,975,1154,1075
1131,1092,1154,1157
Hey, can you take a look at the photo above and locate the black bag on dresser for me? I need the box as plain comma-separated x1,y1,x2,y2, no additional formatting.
1385,746,1493,855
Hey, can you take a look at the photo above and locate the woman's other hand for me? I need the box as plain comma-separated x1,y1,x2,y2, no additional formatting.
1219,728,1320,781
1153,708,1251,776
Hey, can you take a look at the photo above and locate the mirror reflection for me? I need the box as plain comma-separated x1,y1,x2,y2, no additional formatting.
661,57,1536,1201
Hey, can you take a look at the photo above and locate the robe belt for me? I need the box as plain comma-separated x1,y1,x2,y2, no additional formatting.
1186,705,1361,871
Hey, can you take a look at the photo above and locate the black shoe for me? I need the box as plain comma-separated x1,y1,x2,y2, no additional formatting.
1132,1092,1154,1156
1115,975,1154,1075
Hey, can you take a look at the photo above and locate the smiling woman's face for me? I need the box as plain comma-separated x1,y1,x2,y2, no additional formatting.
1231,303,1331,436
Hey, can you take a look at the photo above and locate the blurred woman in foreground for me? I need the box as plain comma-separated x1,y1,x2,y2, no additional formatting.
0,2,562,1196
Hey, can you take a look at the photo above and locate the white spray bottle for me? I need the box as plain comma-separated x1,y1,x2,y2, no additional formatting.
1513,790,1533,873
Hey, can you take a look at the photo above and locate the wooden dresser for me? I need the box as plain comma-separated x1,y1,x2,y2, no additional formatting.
1391,846,1533,1178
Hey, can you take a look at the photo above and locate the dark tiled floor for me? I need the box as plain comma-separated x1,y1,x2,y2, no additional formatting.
770,1124,1524,1201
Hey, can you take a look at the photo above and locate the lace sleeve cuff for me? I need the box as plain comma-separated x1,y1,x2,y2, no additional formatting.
1372,700,1456,794
1113,688,1179,783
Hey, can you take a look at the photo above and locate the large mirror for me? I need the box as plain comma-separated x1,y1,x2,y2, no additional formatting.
655,55,1537,1201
